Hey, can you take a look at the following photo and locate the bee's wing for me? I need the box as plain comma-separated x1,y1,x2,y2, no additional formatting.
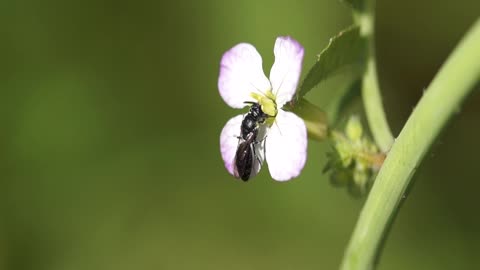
234,141,252,180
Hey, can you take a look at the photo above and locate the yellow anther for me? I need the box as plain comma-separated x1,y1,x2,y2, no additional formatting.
250,91,278,117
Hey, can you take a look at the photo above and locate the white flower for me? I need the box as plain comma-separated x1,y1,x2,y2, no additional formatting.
218,36,307,181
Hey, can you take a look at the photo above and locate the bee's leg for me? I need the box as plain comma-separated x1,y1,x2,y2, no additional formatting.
262,137,267,161
251,144,263,165
260,135,267,162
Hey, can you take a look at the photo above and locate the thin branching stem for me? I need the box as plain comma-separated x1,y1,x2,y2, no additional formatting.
355,0,394,153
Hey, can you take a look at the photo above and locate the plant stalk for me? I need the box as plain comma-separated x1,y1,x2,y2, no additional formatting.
340,18,480,270
355,0,394,153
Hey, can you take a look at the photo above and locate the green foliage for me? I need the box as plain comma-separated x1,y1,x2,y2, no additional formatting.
340,14,480,270
296,26,367,100
324,116,384,197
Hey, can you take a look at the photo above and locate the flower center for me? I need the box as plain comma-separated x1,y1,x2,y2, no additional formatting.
250,90,277,120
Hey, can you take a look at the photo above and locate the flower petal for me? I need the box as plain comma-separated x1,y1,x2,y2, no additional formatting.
220,114,265,179
265,110,307,181
269,36,304,107
220,115,243,175
218,43,271,108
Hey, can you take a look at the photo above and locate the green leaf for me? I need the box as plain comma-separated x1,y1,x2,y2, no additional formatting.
339,0,365,12
295,25,367,100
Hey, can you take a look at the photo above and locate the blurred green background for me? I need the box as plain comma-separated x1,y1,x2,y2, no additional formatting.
1,0,479,269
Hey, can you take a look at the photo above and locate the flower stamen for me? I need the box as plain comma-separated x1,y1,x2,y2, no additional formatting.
250,90,277,118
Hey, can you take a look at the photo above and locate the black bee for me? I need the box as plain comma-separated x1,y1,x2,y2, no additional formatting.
234,102,268,181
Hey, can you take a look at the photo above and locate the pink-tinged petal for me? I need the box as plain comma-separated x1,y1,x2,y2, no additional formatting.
220,114,265,179
265,110,307,181
269,36,304,108
220,115,243,175
218,43,271,108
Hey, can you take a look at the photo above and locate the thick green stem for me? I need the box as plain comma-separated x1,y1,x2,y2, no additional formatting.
355,0,394,153
340,18,480,270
